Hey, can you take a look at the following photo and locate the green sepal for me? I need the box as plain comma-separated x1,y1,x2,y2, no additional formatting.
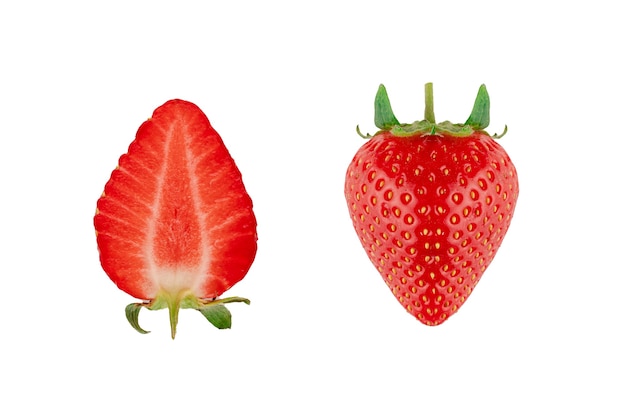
360,82,506,139
391,120,475,137
374,84,400,130
198,305,232,329
493,124,508,139
465,84,490,130
196,297,250,330
125,302,150,334
123,294,250,339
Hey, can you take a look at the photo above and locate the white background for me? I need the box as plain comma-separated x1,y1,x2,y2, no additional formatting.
1,1,624,415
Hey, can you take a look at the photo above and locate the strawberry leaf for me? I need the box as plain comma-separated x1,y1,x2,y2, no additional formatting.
125,303,150,334
198,305,232,329
374,84,400,130
197,296,250,329
465,84,490,130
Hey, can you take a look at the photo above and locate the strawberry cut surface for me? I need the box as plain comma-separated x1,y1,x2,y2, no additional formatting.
94,99,257,338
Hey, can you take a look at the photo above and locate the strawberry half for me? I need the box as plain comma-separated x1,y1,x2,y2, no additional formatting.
345,83,518,325
94,99,257,338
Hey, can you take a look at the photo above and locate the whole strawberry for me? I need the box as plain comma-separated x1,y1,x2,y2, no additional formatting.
345,83,518,325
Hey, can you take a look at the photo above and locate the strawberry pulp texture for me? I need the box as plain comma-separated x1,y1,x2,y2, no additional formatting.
94,99,257,338
345,84,518,325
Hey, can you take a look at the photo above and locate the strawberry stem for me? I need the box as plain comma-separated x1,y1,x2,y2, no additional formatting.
166,295,182,339
424,82,436,124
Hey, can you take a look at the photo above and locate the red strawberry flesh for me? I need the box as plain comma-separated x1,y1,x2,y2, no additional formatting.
94,99,257,337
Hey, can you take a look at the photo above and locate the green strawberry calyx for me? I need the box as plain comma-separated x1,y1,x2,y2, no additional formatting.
357,82,507,139
125,293,250,339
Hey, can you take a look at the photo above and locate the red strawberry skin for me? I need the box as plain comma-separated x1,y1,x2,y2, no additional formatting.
345,128,518,325
94,100,257,303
